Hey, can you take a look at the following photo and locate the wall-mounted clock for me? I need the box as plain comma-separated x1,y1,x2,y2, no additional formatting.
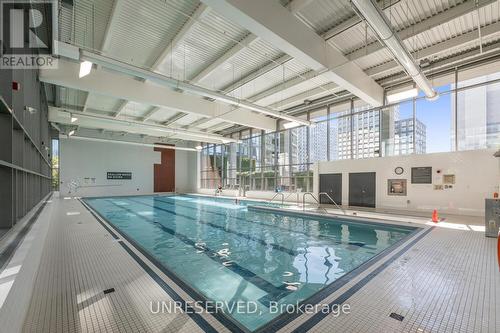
395,167,404,175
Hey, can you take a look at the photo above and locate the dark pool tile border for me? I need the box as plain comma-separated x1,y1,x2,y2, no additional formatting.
256,226,434,333
80,199,119,240
79,198,249,333
117,240,218,333
80,196,431,333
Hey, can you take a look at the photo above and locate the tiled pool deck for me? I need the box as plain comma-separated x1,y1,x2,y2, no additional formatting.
1,193,498,332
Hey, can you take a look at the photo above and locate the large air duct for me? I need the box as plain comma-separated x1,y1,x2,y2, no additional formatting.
351,0,438,100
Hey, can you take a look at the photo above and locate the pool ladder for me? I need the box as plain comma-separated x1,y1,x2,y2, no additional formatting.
269,192,301,206
269,192,284,205
302,192,346,215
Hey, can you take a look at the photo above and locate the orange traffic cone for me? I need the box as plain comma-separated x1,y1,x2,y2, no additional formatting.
432,209,439,223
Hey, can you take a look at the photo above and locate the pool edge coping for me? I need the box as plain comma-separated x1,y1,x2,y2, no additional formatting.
79,196,433,333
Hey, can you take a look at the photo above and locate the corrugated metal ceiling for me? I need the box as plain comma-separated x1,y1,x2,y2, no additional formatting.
53,0,500,138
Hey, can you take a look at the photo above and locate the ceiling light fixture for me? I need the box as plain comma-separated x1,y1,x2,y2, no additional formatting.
65,135,199,152
52,108,238,144
79,60,92,78
386,88,419,103
68,130,75,136
195,145,203,150
70,115,78,123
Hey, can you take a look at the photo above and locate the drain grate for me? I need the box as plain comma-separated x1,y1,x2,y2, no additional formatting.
389,312,404,322
103,288,115,294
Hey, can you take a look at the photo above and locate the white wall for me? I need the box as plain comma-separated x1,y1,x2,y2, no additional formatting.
175,149,197,193
315,149,500,216
59,138,196,197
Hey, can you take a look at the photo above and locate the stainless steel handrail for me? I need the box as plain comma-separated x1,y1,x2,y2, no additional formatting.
318,192,346,214
269,192,284,205
284,192,300,206
302,192,328,213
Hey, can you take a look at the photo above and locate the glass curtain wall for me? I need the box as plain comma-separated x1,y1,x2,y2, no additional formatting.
200,70,500,190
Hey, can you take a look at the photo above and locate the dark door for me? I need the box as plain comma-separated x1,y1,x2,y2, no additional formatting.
349,172,376,208
319,173,342,205
154,146,175,192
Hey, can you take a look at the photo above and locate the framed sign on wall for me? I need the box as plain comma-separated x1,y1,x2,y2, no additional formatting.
411,167,432,184
107,172,132,180
388,179,407,196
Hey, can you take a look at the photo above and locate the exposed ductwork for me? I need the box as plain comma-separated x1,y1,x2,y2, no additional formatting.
351,0,439,101
49,107,239,144
54,41,311,126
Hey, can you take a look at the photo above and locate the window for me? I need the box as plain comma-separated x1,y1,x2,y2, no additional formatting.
198,68,500,190
455,71,500,150
416,85,452,153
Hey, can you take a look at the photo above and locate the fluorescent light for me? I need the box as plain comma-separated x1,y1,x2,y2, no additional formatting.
55,109,238,143
66,135,198,151
195,145,203,150
79,61,93,78
386,88,418,103
68,130,75,136
283,121,301,129
70,116,78,123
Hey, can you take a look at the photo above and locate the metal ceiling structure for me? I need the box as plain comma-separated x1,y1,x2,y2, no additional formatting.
48,0,500,144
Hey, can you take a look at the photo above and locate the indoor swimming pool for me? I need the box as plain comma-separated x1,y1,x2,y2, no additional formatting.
83,195,418,331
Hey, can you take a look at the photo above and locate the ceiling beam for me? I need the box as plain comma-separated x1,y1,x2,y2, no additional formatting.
247,70,329,103
190,33,258,83
113,100,128,117
269,82,339,110
84,0,126,115
40,59,276,131
322,0,401,40
220,54,292,94
183,117,211,129
200,0,384,106
100,0,125,53
49,107,234,144
367,20,500,78
347,0,495,62
286,0,315,14
162,112,188,126
230,0,498,111
151,3,208,71
117,3,208,122
141,106,161,122
378,39,500,88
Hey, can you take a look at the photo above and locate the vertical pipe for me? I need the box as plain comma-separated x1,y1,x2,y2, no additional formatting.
274,120,280,189
454,68,459,151
326,105,331,161
306,111,311,191
412,88,417,154
378,108,382,157
249,128,253,191
260,129,265,191
350,99,354,159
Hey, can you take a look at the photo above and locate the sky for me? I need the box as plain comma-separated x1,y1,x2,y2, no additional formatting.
399,84,452,153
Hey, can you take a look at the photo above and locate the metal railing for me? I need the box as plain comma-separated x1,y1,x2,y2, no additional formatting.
269,192,284,205
302,192,346,215
284,192,300,206
318,192,346,214
302,192,328,213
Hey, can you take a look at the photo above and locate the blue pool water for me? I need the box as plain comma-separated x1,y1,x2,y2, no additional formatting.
84,194,416,331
